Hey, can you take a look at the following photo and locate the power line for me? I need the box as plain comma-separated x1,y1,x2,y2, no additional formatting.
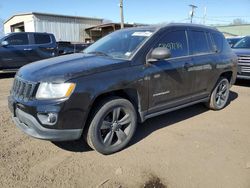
209,16,250,18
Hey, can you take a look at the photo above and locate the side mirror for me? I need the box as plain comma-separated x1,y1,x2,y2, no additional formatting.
148,47,171,62
1,41,9,47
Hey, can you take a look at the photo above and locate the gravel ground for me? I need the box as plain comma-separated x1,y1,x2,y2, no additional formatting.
0,74,250,188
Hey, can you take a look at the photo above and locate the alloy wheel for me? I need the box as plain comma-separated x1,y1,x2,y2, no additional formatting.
215,80,229,108
99,107,132,147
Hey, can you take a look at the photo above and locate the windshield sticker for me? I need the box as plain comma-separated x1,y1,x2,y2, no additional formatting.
132,31,153,37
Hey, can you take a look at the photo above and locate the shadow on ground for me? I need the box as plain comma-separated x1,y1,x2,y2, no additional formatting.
0,73,16,79
52,91,238,153
52,138,92,153
235,79,250,87
130,91,238,146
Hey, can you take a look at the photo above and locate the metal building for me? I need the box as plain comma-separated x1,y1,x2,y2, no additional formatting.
4,12,103,42
85,22,145,42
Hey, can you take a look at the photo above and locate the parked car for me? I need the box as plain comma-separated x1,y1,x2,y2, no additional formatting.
8,23,237,154
0,32,57,72
226,36,244,47
57,41,91,55
232,36,250,80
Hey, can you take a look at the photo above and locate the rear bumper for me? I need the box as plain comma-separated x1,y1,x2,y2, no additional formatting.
13,108,82,141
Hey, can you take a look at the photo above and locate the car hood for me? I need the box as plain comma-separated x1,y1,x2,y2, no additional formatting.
17,53,129,82
232,48,250,56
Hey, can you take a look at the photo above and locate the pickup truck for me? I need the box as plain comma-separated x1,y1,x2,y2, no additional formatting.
0,32,57,72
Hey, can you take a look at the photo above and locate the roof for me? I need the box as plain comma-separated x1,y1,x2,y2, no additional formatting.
4,12,103,24
114,23,219,32
85,22,147,31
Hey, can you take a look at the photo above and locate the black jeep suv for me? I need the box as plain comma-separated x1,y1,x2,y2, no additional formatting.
8,24,237,154
0,32,57,72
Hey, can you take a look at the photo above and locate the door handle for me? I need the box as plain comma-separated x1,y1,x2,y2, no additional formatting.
184,62,194,69
23,48,32,51
45,47,55,50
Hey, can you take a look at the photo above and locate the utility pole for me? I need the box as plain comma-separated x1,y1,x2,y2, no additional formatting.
203,7,207,25
189,4,197,23
119,0,124,29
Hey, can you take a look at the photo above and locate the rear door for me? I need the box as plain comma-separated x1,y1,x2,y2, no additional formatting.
187,29,215,99
147,29,196,113
29,33,57,62
0,33,30,69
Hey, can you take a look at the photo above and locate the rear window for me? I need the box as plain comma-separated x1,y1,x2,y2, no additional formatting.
34,34,51,44
189,31,210,55
5,33,29,45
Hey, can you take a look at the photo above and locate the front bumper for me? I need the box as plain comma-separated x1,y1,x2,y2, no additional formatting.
237,55,250,80
237,74,250,80
12,108,82,141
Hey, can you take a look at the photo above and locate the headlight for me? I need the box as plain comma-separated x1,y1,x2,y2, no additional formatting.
36,83,76,99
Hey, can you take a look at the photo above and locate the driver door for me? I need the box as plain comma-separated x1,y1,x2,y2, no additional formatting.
147,29,195,114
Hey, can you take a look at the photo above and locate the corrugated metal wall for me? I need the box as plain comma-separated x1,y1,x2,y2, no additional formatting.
34,14,102,42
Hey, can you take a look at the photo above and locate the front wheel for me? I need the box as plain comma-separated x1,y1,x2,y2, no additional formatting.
86,97,137,155
206,77,230,110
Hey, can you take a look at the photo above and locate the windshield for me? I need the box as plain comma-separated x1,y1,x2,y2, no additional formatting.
227,38,242,47
84,29,155,60
233,37,250,49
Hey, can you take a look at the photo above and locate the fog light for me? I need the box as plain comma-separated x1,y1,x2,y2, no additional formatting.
48,113,57,124
37,113,58,126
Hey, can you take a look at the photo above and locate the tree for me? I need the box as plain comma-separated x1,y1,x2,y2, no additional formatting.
232,18,248,25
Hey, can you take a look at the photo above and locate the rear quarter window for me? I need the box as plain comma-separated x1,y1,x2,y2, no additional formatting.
34,34,51,44
212,32,232,52
211,33,223,52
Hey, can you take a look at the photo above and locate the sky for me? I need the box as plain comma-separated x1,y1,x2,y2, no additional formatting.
0,0,250,25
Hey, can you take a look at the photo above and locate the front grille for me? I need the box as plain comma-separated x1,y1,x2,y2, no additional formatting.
11,76,37,101
238,55,250,74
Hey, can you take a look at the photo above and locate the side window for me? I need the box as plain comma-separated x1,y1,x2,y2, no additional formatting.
189,30,210,55
34,34,51,44
155,30,188,58
211,32,223,52
5,34,29,45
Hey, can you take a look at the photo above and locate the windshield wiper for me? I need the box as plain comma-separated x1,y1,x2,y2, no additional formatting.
87,51,110,57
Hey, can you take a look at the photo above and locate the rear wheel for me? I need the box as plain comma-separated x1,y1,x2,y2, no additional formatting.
86,97,137,155
206,77,230,110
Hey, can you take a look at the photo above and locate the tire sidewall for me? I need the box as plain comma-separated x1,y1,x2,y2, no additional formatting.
211,78,230,110
89,98,137,155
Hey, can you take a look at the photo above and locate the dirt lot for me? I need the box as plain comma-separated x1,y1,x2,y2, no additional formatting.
0,74,249,188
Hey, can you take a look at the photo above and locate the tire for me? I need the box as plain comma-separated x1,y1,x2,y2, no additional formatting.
206,77,230,110
86,97,137,155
